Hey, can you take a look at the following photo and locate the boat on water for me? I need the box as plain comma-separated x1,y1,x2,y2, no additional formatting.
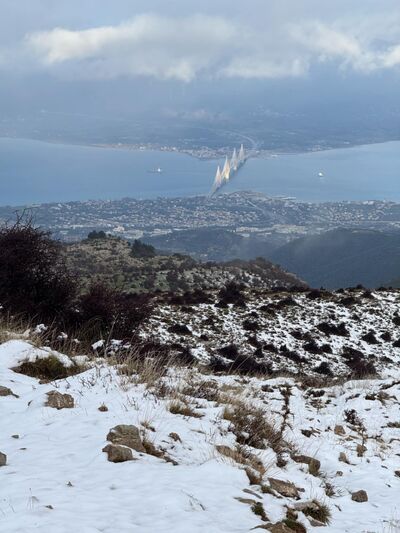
147,167,163,174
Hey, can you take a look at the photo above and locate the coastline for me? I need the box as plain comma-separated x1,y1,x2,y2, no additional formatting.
1,135,400,161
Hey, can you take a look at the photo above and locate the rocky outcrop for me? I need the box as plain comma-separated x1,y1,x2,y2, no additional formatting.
351,490,368,502
268,478,300,499
106,425,145,453
102,444,133,463
0,386,18,398
46,391,74,410
0,452,7,467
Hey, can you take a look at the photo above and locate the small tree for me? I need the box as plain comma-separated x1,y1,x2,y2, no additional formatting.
0,214,76,320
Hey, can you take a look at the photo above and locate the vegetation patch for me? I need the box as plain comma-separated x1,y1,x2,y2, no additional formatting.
14,355,83,381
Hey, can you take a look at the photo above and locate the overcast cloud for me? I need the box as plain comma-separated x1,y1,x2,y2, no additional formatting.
0,1,400,82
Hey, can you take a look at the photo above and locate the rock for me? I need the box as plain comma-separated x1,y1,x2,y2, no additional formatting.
46,391,74,410
0,452,6,466
268,478,300,499
395,470,400,478
292,454,321,474
0,386,18,398
106,425,145,452
351,490,368,502
102,444,133,463
334,425,346,435
98,404,108,412
169,432,182,442
301,429,313,438
11,435,19,439
339,452,350,464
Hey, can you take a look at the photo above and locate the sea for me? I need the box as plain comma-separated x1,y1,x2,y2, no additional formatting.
0,137,399,205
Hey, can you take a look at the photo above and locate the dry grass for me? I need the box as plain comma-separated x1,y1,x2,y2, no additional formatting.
168,399,203,418
216,444,266,484
14,355,84,381
301,499,331,525
222,399,285,453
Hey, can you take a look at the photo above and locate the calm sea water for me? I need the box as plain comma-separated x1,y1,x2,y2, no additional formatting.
0,137,399,205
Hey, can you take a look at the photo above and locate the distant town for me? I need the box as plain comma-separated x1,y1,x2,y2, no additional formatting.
2,191,400,244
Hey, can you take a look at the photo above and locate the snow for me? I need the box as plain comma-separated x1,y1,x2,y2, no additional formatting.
1,340,400,532
139,289,400,376
0,340,74,369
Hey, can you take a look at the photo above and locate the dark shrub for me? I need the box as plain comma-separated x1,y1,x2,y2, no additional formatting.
321,343,332,354
87,230,107,240
393,314,400,326
218,344,239,360
393,339,400,348
380,331,391,342
362,290,374,299
314,361,333,376
209,353,272,376
340,296,357,307
78,282,153,339
242,319,259,332
259,304,276,317
280,345,306,363
168,323,192,336
307,289,323,300
342,346,377,378
0,215,76,321
317,321,349,337
264,343,278,353
290,329,312,341
303,340,323,354
361,331,379,345
218,281,246,307
182,289,212,305
130,239,156,258
276,296,298,308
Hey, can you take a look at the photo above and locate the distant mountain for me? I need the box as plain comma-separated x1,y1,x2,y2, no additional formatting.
143,228,279,262
270,228,400,288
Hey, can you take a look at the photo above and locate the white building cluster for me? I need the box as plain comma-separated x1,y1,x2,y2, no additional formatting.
210,144,246,195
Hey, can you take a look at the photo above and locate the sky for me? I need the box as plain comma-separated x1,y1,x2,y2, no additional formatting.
0,1,399,132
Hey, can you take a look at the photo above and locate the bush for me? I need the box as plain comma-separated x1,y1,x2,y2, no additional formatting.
78,282,153,339
15,355,81,381
130,239,156,258
87,230,107,240
0,215,76,321
218,282,246,307
223,401,283,452
314,361,333,376
317,321,349,337
168,324,192,336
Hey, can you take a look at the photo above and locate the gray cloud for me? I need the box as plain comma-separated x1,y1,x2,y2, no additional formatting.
1,5,400,81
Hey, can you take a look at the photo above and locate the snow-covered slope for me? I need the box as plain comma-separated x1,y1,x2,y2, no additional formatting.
139,288,400,377
1,339,400,532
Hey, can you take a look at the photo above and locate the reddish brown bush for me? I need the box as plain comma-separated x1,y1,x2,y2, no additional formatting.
0,215,76,320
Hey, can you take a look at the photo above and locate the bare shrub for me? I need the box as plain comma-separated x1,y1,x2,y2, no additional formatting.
0,214,76,321
78,282,153,340
222,400,284,453
168,399,203,418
